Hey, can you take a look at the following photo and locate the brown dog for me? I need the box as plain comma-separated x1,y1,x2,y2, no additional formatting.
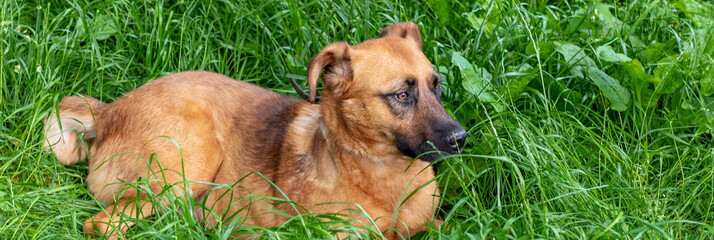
43,22,466,239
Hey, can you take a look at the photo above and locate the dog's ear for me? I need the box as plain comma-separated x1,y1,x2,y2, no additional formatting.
307,42,352,103
379,22,422,49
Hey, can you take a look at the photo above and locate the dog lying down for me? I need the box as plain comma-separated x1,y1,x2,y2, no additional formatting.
44,22,466,239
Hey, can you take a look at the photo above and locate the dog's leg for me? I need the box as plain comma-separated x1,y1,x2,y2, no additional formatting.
82,102,222,238
374,215,443,239
84,198,154,239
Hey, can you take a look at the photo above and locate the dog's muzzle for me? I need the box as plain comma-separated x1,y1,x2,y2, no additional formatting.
444,130,467,154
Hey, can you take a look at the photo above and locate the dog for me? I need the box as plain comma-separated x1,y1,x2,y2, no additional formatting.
43,22,466,239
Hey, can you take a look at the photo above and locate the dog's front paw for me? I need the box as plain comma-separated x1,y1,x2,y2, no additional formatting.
83,217,120,240
83,218,101,238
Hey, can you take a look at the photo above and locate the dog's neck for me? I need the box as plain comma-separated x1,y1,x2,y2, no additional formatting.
280,102,436,212
318,95,401,159
317,116,435,206
287,102,432,186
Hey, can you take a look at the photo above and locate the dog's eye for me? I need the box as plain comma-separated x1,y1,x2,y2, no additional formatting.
432,74,442,89
395,92,409,102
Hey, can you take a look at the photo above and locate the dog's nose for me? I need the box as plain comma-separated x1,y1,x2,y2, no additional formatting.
444,130,467,152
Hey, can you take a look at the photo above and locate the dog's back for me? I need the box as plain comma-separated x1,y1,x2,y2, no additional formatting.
46,71,298,201
44,71,305,235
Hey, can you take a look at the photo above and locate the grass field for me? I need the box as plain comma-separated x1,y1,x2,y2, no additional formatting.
2,0,714,239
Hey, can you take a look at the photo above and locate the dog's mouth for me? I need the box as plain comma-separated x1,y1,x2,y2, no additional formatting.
396,131,467,162
415,141,464,162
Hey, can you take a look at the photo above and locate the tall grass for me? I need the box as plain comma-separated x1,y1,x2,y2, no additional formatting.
1,0,713,239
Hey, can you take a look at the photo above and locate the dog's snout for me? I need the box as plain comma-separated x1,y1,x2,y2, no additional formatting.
444,130,467,152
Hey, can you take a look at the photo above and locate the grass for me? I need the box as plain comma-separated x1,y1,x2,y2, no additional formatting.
2,0,714,239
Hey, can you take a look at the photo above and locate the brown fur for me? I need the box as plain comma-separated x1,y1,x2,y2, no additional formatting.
43,22,465,239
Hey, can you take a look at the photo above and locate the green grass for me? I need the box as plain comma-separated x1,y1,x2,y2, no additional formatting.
2,0,714,239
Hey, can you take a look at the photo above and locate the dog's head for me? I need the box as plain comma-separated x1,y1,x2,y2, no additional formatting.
306,22,466,162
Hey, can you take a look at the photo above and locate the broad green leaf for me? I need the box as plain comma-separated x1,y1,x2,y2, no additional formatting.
645,47,664,63
75,15,117,40
696,27,714,96
698,27,714,56
93,15,118,40
75,18,87,39
696,116,713,135
673,0,713,28
466,13,494,36
525,41,554,56
594,4,623,36
644,41,679,63
628,35,646,51
554,42,595,78
554,42,596,67
466,1,502,37
639,88,660,109
586,67,631,111
452,52,503,112
594,4,621,24
702,68,714,96
681,99,696,110
696,98,714,134
570,66,585,79
622,59,659,84
654,56,685,94
686,97,714,134
646,41,680,63
566,9,593,35
596,45,632,63
503,63,535,100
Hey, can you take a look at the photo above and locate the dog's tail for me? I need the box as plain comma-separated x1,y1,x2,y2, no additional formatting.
44,95,105,165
